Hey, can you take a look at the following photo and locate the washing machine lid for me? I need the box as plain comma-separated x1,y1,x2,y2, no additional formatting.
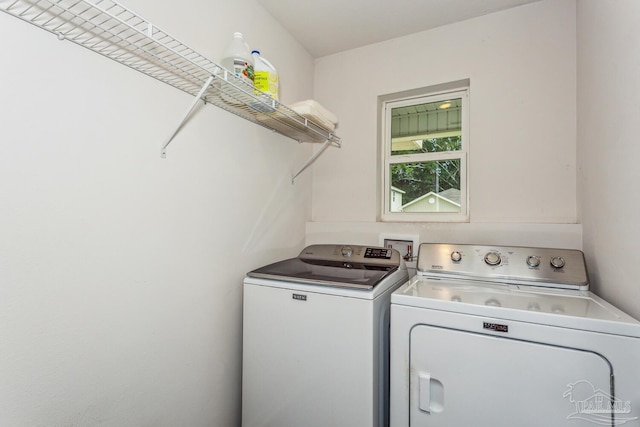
247,244,403,290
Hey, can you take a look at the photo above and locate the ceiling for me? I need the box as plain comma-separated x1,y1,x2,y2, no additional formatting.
257,0,543,57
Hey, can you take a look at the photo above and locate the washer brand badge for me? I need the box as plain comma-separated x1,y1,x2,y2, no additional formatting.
292,293,307,301
431,265,443,270
483,322,509,333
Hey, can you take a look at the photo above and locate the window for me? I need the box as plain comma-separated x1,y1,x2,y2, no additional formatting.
380,83,469,222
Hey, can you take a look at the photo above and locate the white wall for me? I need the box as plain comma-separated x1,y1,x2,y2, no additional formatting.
577,0,640,319
309,0,579,247
0,1,314,425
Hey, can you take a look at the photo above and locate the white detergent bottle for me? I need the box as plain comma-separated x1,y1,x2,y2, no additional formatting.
251,50,279,101
221,32,254,87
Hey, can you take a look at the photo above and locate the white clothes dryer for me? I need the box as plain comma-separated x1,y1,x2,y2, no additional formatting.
243,244,408,427
390,243,640,427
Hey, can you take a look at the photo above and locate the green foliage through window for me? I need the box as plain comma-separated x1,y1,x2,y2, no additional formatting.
391,136,461,203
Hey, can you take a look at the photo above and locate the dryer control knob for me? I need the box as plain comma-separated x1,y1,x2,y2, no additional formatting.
526,256,541,268
451,251,462,262
484,251,501,266
485,298,502,307
550,256,565,269
341,246,353,258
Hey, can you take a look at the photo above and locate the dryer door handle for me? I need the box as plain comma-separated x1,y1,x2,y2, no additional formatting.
418,372,444,414
418,372,432,413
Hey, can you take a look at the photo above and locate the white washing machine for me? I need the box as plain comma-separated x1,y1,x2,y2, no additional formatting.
390,243,640,427
243,244,408,427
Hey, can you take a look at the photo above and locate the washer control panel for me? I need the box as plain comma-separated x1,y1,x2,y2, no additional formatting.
298,244,401,268
417,243,588,290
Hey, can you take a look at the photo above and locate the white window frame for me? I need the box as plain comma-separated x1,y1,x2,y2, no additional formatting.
380,86,469,222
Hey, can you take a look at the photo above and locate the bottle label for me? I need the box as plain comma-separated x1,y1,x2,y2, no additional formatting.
232,59,254,85
254,71,269,92
254,71,278,100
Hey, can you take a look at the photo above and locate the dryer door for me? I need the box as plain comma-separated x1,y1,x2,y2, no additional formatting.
410,325,613,427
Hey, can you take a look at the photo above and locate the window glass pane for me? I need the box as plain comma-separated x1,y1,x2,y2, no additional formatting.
392,135,462,156
389,159,461,213
390,98,462,155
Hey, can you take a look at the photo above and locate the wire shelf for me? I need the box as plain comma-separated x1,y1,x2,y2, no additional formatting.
0,0,341,152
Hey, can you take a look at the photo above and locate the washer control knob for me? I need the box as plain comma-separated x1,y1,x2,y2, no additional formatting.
550,256,565,269
484,252,501,266
526,256,541,268
341,246,353,258
451,251,462,262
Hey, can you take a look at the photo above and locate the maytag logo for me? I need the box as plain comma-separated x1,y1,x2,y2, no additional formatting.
292,294,307,301
483,322,509,333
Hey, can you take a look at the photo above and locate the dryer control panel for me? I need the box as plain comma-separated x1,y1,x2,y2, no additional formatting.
416,243,588,290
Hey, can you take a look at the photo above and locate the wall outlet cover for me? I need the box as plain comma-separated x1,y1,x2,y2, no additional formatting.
379,234,419,262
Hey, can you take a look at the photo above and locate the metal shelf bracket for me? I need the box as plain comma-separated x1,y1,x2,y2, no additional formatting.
161,74,215,158
292,138,333,183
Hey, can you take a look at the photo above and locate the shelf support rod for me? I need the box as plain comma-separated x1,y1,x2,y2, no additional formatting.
161,74,215,158
291,138,333,183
